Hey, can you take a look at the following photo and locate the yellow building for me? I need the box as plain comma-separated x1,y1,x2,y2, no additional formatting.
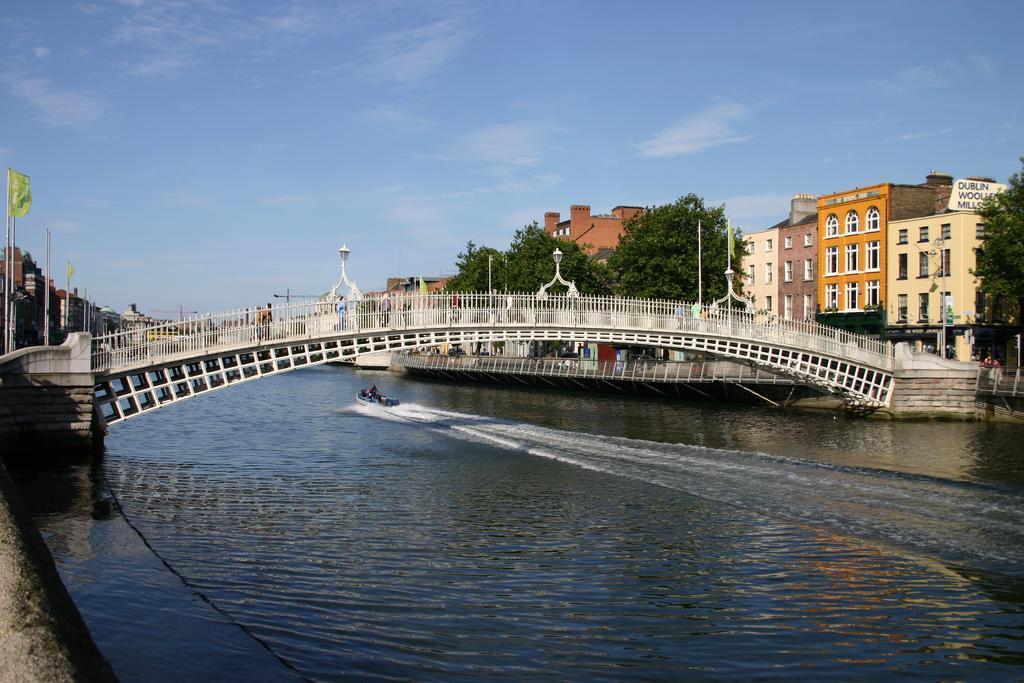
887,211,1020,363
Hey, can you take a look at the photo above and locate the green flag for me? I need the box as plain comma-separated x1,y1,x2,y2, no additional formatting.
727,218,734,260
8,169,31,218
67,261,75,281
419,277,428,295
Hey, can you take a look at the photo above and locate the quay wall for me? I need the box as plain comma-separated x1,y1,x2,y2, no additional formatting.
0,459,115,681
883,343,989,420
0,334,102,454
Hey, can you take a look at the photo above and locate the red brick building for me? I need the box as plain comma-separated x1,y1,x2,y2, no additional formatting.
774,195,819,320
544,204,645,255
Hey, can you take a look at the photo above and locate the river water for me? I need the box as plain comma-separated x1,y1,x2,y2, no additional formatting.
15,364,1024,680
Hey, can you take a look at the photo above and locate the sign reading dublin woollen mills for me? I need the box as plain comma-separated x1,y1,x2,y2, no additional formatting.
947,178,1007,211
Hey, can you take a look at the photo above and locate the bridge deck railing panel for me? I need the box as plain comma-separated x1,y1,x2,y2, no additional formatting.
92,293,894,376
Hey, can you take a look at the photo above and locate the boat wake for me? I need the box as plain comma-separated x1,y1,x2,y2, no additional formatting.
356,402,1024,575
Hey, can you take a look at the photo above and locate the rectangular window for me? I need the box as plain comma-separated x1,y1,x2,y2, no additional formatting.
765,263,773,283
845,282,858,311
898,229,908,245
804,233,813,247
845,244,859,272
976,223,986,239
918,226,929,242
765,295,773,312
919,252,929,278
866,280,880,307
825,246,838,275
918,292,929,322
747,264,755,285
784,294,793,319
784,261,793,282
866,240,880,271
804,293,813,319
898,253,908,280
897,294,908,323
975,291,987,323
941,249,950,277
941,223,951,240
784,235,793,249
825,283,838,310
766,238,773,252
804,258,813,280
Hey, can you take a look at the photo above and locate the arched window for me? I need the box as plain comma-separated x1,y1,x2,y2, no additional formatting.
845,210,859,234
866,206,880,231
826,214,838,237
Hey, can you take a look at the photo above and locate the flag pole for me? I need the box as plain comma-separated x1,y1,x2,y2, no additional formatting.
44,228,50,345
697,219,703,308
64,260,70,331
4,168,10,354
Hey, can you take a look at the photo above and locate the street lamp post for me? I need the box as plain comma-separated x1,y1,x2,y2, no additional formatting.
929,238,948,358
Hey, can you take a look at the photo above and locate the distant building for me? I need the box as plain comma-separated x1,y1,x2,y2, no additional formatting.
773,194,818,320
815,172,952,334
887,194,1020,364
0,247,62,349
384,276,449,293
740,227,780,314
544,204,645,255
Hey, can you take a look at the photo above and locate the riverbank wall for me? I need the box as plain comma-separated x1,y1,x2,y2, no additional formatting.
0,458,115,681
0,334,102,454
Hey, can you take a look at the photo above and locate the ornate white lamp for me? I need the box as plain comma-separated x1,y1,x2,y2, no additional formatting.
328,244,362,302
537,248,579,300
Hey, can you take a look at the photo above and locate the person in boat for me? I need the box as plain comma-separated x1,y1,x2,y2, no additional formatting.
368,385,379,399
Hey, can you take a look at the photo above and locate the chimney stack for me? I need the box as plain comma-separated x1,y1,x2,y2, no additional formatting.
925,170,954,213
544,211,560,234
789,194,817,225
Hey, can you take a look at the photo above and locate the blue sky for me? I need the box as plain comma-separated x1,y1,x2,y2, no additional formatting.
2,0,1021,314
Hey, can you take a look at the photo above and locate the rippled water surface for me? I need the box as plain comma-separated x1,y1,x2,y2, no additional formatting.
19,365,1024,680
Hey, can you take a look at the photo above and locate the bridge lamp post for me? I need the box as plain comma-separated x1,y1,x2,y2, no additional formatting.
537,248,579,301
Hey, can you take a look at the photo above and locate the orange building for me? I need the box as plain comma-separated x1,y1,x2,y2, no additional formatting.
816,174,948,321
544,204,645,256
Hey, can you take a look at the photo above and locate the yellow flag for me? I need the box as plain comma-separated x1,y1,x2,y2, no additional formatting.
419,276,428,294
727,218,734,260
8,169,31,218
67,261,75,281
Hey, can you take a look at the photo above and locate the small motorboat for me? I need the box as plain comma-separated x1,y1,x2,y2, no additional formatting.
357,387,400,407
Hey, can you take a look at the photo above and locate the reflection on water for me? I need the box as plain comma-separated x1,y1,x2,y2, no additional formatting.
14,365,1024,680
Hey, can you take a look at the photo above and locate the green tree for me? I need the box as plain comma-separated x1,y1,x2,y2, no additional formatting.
974,157,1024,302
444,222,613,294
443,241,504,292
608,194,747,302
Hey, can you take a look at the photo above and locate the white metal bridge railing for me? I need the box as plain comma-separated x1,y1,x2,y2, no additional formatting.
91,292,894,375
976,367,1023,398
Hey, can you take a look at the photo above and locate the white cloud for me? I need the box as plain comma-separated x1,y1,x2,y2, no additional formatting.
110,1,361,78
872,65,947,93
635,103,752,158
895,127,953,142
32,46,51,58
969,54,995,77
349,18,472,84
360,104,430,134
5,76,105,126
447,121,556,168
